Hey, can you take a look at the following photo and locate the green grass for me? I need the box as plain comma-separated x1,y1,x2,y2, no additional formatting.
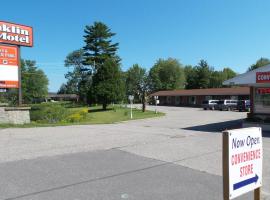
0,103,165,128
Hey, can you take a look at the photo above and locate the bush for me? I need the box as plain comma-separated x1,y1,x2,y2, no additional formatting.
30,103,89,124
30,103,69,123
65,108,88,123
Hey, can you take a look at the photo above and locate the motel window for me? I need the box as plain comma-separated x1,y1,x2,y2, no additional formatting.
166,96,171,104
175,96,180,104
254,87,270,113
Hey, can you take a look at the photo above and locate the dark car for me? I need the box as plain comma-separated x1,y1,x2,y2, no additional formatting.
237,100,250,112
202,100,219,110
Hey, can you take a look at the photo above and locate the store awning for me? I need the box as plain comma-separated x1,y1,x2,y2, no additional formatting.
223,64,270,86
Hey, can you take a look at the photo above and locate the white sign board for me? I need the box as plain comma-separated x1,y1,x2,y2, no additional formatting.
227,127,262,199
128,95,134,101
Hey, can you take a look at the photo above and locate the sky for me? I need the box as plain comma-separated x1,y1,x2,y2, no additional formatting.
1,0,270,92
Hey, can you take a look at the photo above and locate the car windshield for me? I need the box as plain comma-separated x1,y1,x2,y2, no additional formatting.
202,100,209,104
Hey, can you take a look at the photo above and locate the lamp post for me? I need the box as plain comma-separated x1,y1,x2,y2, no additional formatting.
154,96,158,114
128,95,134,119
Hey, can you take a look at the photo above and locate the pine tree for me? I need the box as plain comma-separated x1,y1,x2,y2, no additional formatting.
83,22,123,109
83,21,120,70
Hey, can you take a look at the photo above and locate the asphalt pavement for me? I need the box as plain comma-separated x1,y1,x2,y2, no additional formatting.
0,106,269,200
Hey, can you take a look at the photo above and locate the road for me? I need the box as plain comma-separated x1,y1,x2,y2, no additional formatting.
0,106,269,200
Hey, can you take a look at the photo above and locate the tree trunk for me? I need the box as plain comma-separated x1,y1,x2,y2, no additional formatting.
102,103,107,110
142,92,146,112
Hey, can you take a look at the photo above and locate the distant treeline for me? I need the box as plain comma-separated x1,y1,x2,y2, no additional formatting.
59,21,270,107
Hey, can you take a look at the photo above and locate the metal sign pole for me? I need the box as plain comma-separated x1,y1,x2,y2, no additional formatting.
18,46,22,106
154,96,158,114
130,100,133,119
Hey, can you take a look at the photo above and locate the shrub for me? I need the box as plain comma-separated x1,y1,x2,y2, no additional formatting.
64,108,88,123
124,110,128,116
65,113,83,122
30,103,69,123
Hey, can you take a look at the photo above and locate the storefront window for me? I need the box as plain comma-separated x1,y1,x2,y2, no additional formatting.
175,96,180,105
254,87,270,113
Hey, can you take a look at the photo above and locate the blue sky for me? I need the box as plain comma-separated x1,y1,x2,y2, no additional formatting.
1,0,270,91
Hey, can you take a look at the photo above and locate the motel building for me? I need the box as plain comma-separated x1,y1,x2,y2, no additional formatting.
223,64,270,131
150,87,250,107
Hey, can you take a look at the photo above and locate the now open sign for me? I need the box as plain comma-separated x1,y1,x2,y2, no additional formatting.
223,127,263,199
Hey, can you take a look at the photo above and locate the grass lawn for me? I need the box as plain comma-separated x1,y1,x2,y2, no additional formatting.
0,102,164,128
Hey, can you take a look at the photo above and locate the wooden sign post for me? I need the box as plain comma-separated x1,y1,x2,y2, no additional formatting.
223,127,263,200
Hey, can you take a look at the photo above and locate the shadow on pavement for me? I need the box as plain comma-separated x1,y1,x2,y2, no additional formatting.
182,119,243,133
262,131,270,138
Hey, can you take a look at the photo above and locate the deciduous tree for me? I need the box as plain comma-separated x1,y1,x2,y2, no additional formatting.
248,57,270,71
21,60,49,103
148,58,185,92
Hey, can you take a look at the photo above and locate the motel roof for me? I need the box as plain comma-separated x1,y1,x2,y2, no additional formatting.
47,93,78,99
150,87,250,97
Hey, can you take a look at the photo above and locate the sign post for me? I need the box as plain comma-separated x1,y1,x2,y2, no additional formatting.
18,46,22,105
154,96,158,114
128,95,134,119
223,127,263,200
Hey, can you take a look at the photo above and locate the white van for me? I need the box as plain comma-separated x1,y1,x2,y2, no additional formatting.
215,99,238,111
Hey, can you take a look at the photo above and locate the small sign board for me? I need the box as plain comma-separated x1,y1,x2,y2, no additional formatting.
0,44,18,66
256,72,270,83
223,127,263,199
0,45,19,88
128,95,134,101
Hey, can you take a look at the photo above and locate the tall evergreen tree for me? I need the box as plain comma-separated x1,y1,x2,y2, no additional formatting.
184,65,197,89
83,22,123,109
195,60,212,89
92,58,124,110
83,21,120,71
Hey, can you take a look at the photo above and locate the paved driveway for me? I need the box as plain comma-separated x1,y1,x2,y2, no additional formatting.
0,106,269,199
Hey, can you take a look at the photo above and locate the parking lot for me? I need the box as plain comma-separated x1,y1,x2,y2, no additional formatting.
0,106,269,199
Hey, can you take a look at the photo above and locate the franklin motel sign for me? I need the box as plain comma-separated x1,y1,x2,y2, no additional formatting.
0,21,33,105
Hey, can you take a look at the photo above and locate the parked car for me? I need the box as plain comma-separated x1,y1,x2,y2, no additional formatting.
237,100,250,112
202,100,219,110
215,99,238,111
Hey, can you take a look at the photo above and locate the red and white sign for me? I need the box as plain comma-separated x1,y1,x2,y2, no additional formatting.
227,127,263,199
0,21,33,47
0,45,19,88
256,72,270,83
256,88,270,95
